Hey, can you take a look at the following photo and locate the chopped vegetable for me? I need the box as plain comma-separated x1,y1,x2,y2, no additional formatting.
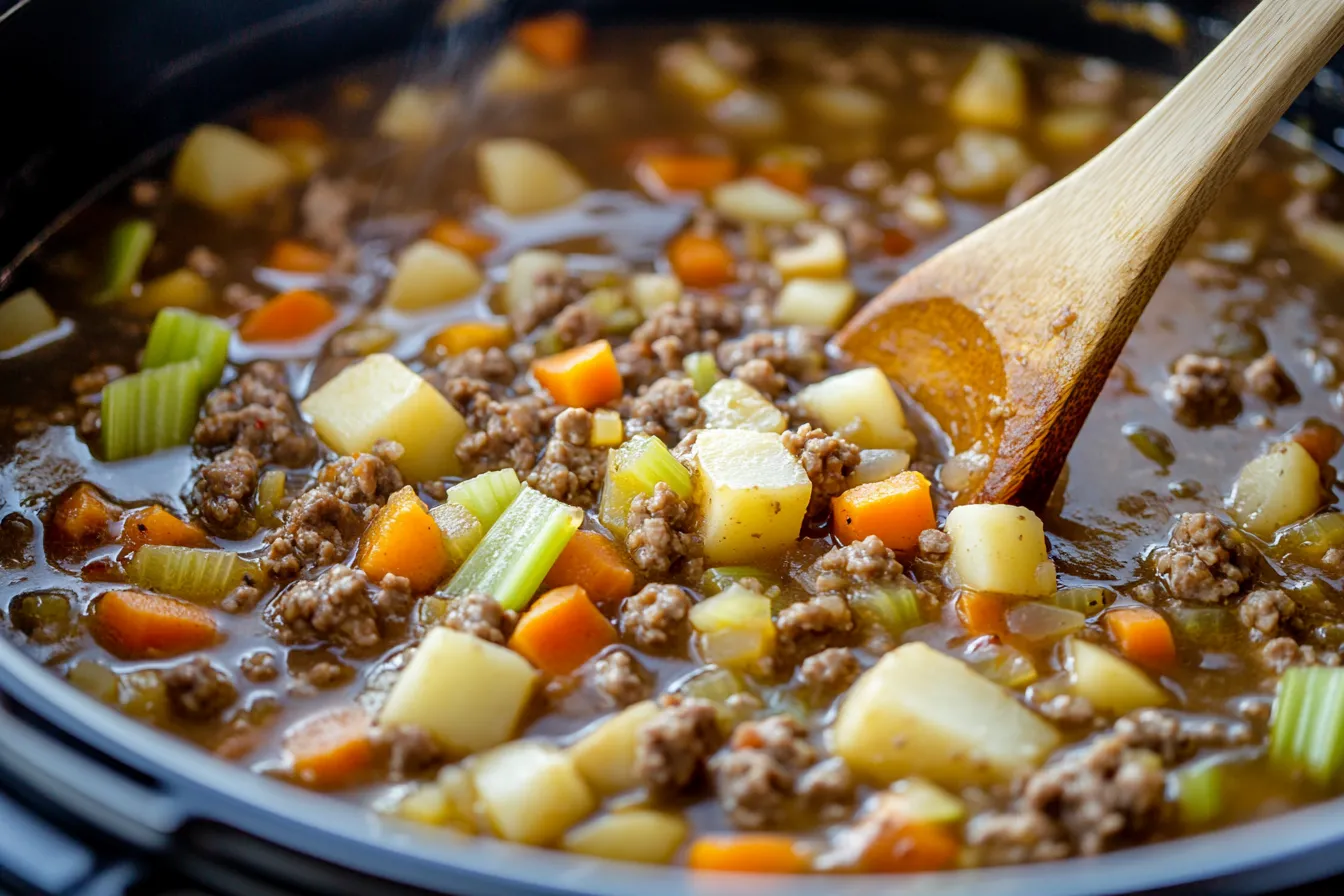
171,125,292,213
512,12,587,67
598,435,693,538
851,584,923,637
239,290,337,342
938,130,1033,198
885,778,967,824
429,500,485,567
589,409,624,447
772,227,846,280
1122,423,1176,468
265,239,333,273
472,741,596,845
687,834,812,874
1006,601,1085,642
689,584,776,669
691,429,810,564
1040,106,1113,151
426,219,498,259
673,666,751,728
658,42,738,104
711,177,816,225
384,240,483,311
957,591,1009,637
477,138,587,215
949,45,1027,129
100,360,203,461
509,585,618,675
0,289,60,352
568,700,658,794
831,471,935,553
639,153,738,193
1274,512,1344,567
794,367,916,451
447,468,522,528
848,449,912,487
128,269,213,315
542,530,635,605
944,504,1057,597
967,640,1038,688
1168,605,1235,639
49,484,120,546
482,45,551,95
700,378,787,433
375,86,453,142
1052,585,1116,617
93,589,219,658
93,219,156,303
1175,759,1225,826
800,83,887,128
561,809,687,863
668,232,734,289
142,307,231,389
1105,606,1177,670
255,469,287,528
504,250,567,318
531,339,622,408
121,505,212,551
683,351,722,395
357,486,451,592
701,565,780,596
856,817,960,873
1067,637,1168,715
427,320,513,356
1290,418,1344,466
1269,665,1344,786
629,272,682,315
1228,442,1322,537
753,158,811,195
284,707,374,789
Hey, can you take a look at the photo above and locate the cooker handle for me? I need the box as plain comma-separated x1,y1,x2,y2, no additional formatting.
0,787,148,896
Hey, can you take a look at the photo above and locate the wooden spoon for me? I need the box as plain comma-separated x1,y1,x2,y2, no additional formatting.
834,0,1344,507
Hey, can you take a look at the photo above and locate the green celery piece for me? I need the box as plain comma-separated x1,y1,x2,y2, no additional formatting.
429,500,485,568
1269,666,1344,786
127,545,266,605
1168,605,1235,640
598,435,692,538
1051,586,1116,617
702,566,781,596
254,469,287,527
94,219,156,304
142,307,231,389
1274,512,1344,566
673,665,753,730
443,486,582,611
851,584,922,636
1175,760,1224,826
682,352,721,395
446,468,522,528
101,359,202,461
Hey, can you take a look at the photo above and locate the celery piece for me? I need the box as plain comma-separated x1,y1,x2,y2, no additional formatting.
1274,512,1344,566
1175,760,1224,826
598,435,692,538
0,289,60,352
443,486,582,611
690,585,775,669
672,665,754,730
447,468,522,528
142,308,231,390
968,642,1039,689
851,584,922,637
68,659,119,704
430,500,485,567
100,360,202,461
701,566,781,596
254,469,287,528
127,545,266,605
683,352,721,395
1169,605,1235,640
94,219,156,304
1052,585,1116,617
1269,665,1344,786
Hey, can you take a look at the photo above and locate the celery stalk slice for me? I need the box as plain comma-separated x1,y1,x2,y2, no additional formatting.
1051,586,1116,618
101,360,202,460
93,219,156,304
446,468,522,528
443,486,581,611
598,435,692,538
142,307,231,389
127,545,266,605
683,352,721,395
851,584,922,636
1269,665,1344,786
254,469,288,527
701,566,781,596
430,500,486,568
1174,759,1224,826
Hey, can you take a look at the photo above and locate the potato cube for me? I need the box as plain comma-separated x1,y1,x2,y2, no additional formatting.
800,83,888,128
794,367,916,451
1067,638,1168,715
659,42,738,104
944,504,1056,597
1040,106,1113,152
937,130,1033,198
830,642,1060,786
701,378,787,433
477,139,587,215
689,584,775,668
473,741,595,845
384,240,483,311
128,270,213,315
949,45,1027,130
561,809,688,863
712,177,816,225
629,273,682,316
1228,441,1322,537
708,89,787,140
379,627,538,755
0,289,60,352
301,354,468,482
568,700,658,794
504,250,567,317
774,278,856,330
482,45,551,95
590,409,624,448
376,87,454,142
772,227,847,280
691,429,810,564
171,125,291,214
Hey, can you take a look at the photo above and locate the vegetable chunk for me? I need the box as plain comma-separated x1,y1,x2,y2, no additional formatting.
384,240,483,311
1067,637,1168,714
794,367,916,451
562,810,687,863
171,125,292,213
568,700,659,795
357,486,452,592
0,289,60,352
472,741,596,844
1228,441,1322,537
690,429,811,564
477,139,587,215
944,504,1056,597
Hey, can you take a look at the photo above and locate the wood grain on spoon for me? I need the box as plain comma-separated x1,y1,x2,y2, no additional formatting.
834,0,1344,508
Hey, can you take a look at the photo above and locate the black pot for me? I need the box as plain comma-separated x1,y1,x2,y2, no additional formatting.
2,2,1344,894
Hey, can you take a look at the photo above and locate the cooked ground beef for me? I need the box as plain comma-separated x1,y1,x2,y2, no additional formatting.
163,656,238,721
221,580,265,615
1260,637,1342,673
1164,353,1241,426
731,358,786,398
1238,588,1298,641
917,528,952,562
797,647,862,698
1153,512,1257,603
711,715,818,829
427,345,531,388
635,695,723,797
527,408,607,507
292,660,352,694
623,376,704,445
299,176,355,255
267,565,412,651
511,273,586,335
782,425,861,526
615,295,743,387
797,757,857,821
1112,708,1252,765
239,650,279,683
185,245,224,279
590,648,652,708
190,447,260,534
814,536,904,593
375,724,445,781
1034,694,1099,728
716,327,826,384
455,392,557,476
620,583,693,652
553,302,603,349
194,363,317,467
626,482,704,578
441,592,517,645
776,593,854,664
321,441,405,504
1244,353,1297,403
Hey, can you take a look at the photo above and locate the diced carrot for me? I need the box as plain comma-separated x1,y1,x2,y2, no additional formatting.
250,112,327,144
426,218,499,259
957,591,1009,638
831,471,935,552
881,227,916,257
860,820,960,873
265,239,334,273
93,589,219,658
356,486,451,593
508,584,618,676
512,12,587,68
427,320,513,356
121,505,213,551
640,154,738,192
1105,606,1177,670
49,483,120,546
687,834,813,874
531,339,623,408
752,159,811,195
542,530,635,605
284,707,374,789
239,290,337,342
1291,418,1344,466
668,232,734,289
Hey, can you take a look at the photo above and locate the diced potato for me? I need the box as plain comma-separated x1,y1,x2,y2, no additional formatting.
393,765,478,832
590,409,624,448
886,777,966,824
774,278,855,331
708,89,787,140
794,367,916,451
473,741,595,845
379,627,538,755
302,354,469,482
1067,638,1168,715
700,378,788,433
937,130,1033,198
482,44,551,95
712,178,816,225
477,138,587,215
504,250,567,317
568,700,658,795
629,273,682,316
0,289,60,352
689,584,775,668
376,87,454,142
561,809,688,863
849,449,912,487
1040,106,1113,152
171,125,291,214
831,642,1060,786
127,269,213,315
772,227,846,280
949,45,1027,130
384,240,483,311
944,504,1057,597
800,84,888,128
659,42,738,104
900,194,950,232
691,429,811,564
1228,442,1322,537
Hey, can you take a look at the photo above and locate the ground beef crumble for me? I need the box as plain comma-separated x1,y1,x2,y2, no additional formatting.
511,272,586,335
782,424,861,526
1164,353,1241,426
194,362,317,467
589,648,652,708
711,715,832,829
1260,637,1342,673
1238,588,1298,641
622,376,704,445
620,583,693,652
190,446,260,534
1244,353,1297,403
163,656,238,721
440,592,517,645
731,358,787,398
716,327,826,384
455,392,558,476
1153,512,1257,603
814,536,904,593
526,408,607,507
917,528,952,562
776,593,854,665
626,482,704,578
615,295,743,387
634,695,723,797
267,564,412,651
797,647,862,699
1112,708,1252,765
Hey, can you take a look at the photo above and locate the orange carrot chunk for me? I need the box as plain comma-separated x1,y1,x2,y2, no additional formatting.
1106,606,1177,670
427,320,513,356
640,154,739,192
508,585,618,676
542,530,636,605
49,483,121,546
531,339,622,408
426,219,499,259
94,589,219,658
881,227,916,257
121,505,214,551
356,486,451,593
687,834,813,874
831,471,935,552
250,112,327,144
512,12,588,68
957,591,1009,638
284,707,374,789
752,160,811,195
860,820,960,873
669,232,734,289
1291,419,1344,466
239,290,336,342
265,239,334,273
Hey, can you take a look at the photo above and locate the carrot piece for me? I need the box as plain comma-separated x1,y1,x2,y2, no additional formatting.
1105,606,1177,670
640,154,739,192
687,834,813,874
265,239,334,273
752,160,811,195
831,471,935,552
250,112,327,145
531,339,622,408
426,219,498,259
427,320,513,356
512,12,587,68
121,505,213,551
508,585,618,675
1291,419,1344,466
284,707,374,789
957,591,1009,638
881,227,916,257
239,290,337,342
860,820,960,873
356,486,451,593
49,483,120,546
93,589,219,658
668,232,734,289
542,530,635,605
